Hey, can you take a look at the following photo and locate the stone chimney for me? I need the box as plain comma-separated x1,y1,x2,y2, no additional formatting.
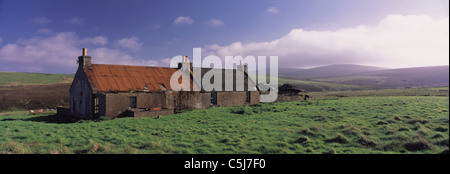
237,61,247,72
78,48,92,69
178,55,192,71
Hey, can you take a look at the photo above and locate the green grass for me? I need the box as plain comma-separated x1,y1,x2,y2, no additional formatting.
0,72,73,86
313,75,384,85
277,77,369,91
253,74,369,92
1,96,448,154
309,87,449,99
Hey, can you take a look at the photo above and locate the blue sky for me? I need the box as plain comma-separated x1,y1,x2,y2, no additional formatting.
0,0,449,73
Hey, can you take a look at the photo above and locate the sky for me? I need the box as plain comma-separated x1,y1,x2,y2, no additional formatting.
0,0,448,74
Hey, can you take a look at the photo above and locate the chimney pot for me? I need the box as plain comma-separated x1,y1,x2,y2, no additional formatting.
82,48,87,56
178,55,192,70
237,62,247,72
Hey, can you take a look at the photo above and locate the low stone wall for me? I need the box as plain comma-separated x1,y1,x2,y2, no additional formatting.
56,106,71,116
129,109,174,118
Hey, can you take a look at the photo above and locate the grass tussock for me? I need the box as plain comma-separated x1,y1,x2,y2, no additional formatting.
326,134,350,144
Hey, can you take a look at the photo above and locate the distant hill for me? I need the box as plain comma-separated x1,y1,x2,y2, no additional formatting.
276,67,304,75
0,72,73,111
277,64,448,90
281,64,388,79
312,65,449,89
1,64,448,91
0,72,73,86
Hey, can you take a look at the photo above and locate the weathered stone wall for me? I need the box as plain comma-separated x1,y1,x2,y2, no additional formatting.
171,91,210,110
104,94,129,118
217,91,247,107
200,93,211,108
104,92,167,118
274,94,307,102
100,91,261,119
136,93,166,108
250,91,260,105
56,106,71,116
69,67,93,119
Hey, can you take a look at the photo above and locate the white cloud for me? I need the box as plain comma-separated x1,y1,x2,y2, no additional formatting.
89,47,158,66
0,32,158,73
37,28,53,34
160,58,173,66
173,16,194,25
80,36,108,45
204,14,449,68
266,7,279,14
64,17,84,25
204,18,225,27
30,17,52,25
113,36,142,51
0,32,80,71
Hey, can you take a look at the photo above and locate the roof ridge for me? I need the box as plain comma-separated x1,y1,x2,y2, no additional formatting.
91,63,176,69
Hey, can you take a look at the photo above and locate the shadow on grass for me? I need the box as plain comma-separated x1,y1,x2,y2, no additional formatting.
23,114,80,124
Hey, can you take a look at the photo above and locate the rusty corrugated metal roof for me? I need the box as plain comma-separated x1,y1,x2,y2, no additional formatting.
85,64,194,92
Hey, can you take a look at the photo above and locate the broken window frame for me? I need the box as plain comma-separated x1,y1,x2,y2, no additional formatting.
73,97,76,112
93,95,99,116
211,92,217,105
129,96,137,108
159,83,167,91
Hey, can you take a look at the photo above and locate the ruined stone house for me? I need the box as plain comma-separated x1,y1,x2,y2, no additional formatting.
68,48,260,119
275,84,309,102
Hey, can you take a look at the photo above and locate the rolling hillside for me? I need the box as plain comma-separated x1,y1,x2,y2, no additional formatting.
0,72,73,111
281,64,388,79
314,65,449,89
0,64,448,111
280,65,449,90
0,72,73,86
256,75,370,92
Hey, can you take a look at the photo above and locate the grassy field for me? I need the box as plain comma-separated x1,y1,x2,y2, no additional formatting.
255,75,370,92
0,96,448,154
280,65,449,90
309,87,449,99
0,72,73,86
277,77,369,92
0,72,72,111
0,83,70,111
